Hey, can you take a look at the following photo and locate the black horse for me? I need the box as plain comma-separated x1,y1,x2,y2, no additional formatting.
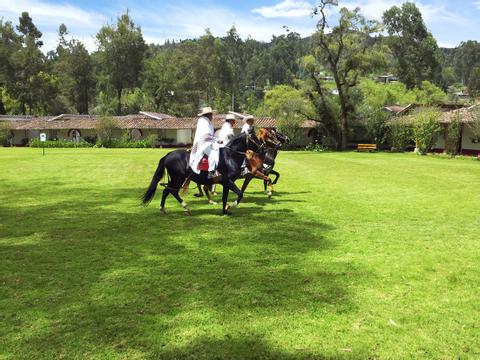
240,129,289,195
142,132,263,215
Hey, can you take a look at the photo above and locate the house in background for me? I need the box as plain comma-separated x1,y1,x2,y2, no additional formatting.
2,112,316,147
377,74,398,84
434,105,480,155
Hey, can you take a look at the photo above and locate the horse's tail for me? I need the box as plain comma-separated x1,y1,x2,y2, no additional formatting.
141,156,166,205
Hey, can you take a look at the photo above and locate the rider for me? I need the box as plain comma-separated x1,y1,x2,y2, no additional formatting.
240,115,255,175
241,115,255,134
189,107,219,177
218,113,236,145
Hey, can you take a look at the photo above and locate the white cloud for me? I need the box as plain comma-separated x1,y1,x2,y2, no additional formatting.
0,0,107,52
341,0,470,27
252,0,314,18
474,1,480,10
137,4,316,43
0,0,105,28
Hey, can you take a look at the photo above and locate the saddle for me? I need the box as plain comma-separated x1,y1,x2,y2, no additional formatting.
198,156,209,171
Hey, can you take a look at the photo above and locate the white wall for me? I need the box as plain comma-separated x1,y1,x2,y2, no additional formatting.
176,129,192,145
462,125,480,151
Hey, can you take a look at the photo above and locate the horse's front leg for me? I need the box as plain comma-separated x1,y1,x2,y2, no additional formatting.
194,184,204,198
264,177,273,198
270,169,280,185
252,170,273,197
225,179,244,213
240,173,254,193
221,182,232,216
203,185,217,205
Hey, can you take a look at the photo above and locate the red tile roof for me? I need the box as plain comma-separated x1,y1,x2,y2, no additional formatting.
2,113,316,130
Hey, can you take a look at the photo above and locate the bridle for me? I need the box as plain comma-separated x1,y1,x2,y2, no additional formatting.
261,129,283,149
223,132,264,156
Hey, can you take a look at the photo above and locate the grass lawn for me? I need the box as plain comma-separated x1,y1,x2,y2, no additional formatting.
0,148,479,359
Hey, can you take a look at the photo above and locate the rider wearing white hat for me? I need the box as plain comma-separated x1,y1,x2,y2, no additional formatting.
218,113,236,145
189,106,219,174
241,115,255,134
240,114,255,176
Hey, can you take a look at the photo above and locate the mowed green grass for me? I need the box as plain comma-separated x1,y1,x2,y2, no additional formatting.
0,148,479,359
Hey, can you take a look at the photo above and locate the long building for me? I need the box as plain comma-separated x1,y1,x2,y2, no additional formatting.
1,112,317,147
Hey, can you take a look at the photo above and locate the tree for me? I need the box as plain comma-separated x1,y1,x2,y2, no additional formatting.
467,67,480,97
412,81,447,105
0,121,13,146
96,13,146,115
411,108,441,155
54,25,94,114
263,85,313,145
0,20,21,114
388,118,413,152
223,26,243,110
96,116,118,147
454,41,480,85
383,2,442,89
445,111,462,155
311,0,385,149
10,12,45,114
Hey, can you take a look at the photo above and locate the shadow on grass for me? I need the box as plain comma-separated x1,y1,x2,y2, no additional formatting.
0,180,368,359
154,335,368,359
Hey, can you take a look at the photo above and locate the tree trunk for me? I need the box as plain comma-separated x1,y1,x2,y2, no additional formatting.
85,87,89,115
0,99,6,115
334,81,349,150
116,87,122,115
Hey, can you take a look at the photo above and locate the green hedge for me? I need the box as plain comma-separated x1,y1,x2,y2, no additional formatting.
29,139,94,148
104,139,155,148
29,139,157,148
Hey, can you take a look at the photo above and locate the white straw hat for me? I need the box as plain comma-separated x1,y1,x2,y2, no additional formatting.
242,115,254,122
225,114,236,121
198,106,216,117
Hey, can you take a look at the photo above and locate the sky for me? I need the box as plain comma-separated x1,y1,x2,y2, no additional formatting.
1,0,480,52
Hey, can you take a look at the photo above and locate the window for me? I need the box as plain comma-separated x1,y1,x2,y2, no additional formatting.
69,129,81,142
131,129,142,141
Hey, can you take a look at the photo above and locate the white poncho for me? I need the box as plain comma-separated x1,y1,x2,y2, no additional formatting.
189,116,220,174
241,123,253,134
218,122,235,145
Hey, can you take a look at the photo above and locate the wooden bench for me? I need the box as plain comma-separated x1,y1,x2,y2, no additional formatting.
357,144,377,152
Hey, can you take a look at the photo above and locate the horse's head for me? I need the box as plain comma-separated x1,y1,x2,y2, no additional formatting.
258,128,285,148
227,131,264,155
245,130,265,154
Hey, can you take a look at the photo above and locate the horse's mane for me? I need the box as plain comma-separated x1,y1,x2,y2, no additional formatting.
227,132,247,147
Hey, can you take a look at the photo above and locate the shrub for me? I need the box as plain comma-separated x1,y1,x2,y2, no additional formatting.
388,120,413,152
0,122,13,147
145,134,158,148
29,139,93,148
304,141,328,152
411,108,442,155
365,108,390,147
445,112,461,156
96,117,118,147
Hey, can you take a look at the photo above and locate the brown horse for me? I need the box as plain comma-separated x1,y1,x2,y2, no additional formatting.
196,128,284,201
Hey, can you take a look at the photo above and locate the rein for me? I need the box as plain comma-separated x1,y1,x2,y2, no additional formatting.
224,133,264,156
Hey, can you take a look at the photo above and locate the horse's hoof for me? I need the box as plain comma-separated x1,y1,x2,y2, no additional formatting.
184,210,191,216
222,211,233,216
213,192,218,196
160,208,166,214
209,200,218,205
268,192,272,198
